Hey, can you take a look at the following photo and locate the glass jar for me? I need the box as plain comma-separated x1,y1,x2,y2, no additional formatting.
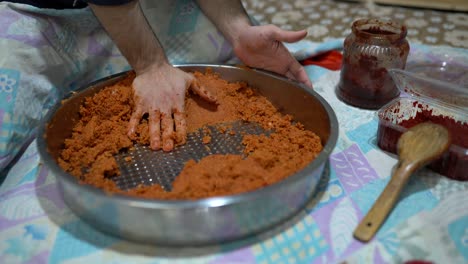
336,18,410,109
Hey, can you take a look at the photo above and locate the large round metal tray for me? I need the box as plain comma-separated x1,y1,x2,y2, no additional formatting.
37,64,338,245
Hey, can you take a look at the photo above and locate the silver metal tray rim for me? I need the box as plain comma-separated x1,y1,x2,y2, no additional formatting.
37,64,339,210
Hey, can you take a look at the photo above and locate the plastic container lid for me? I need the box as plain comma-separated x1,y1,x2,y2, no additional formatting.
377,49,468,181
388,47,468,117
389,68,468,116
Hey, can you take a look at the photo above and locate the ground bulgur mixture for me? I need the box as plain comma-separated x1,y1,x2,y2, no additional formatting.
58,69,323,200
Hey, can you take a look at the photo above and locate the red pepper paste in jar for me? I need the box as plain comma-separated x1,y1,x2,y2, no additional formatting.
378,102,468,181
337,19,410,109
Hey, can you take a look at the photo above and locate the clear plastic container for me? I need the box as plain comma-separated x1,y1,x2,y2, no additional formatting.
377,64,468,181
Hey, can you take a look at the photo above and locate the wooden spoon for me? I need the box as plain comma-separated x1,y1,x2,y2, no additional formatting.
353,122,451,242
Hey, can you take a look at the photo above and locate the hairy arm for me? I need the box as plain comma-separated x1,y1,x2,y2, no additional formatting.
89,0,216,151
195,0,251,45
196,0,312,87
88,0,167,74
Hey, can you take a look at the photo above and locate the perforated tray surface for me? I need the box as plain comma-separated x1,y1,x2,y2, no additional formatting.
113,121,268,191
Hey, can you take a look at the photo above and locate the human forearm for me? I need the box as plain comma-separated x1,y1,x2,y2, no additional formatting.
89,0,167,74
195,0,251,45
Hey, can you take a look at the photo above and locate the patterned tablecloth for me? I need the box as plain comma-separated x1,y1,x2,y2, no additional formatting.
242,0,468,49
0,1,467,264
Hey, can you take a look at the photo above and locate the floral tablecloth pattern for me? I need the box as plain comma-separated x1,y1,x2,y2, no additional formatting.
242,0,468,49
1,1,468,264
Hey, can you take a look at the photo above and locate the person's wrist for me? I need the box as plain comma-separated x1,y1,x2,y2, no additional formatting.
133,58,170,75
224,18,251,46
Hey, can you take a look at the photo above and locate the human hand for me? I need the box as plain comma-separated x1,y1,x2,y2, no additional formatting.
128,64,217,151
233,25,312,88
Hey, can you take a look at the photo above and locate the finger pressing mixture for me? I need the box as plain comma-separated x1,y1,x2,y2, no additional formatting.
58,69,323,200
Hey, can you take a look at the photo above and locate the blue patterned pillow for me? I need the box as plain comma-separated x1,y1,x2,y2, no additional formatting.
0,68,23,169
0,4,130,172
0,1,232,173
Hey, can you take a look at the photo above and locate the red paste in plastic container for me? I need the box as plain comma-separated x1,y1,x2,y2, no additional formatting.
377,98,468,181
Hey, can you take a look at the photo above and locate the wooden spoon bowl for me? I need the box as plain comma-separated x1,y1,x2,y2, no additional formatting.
354,122,451,242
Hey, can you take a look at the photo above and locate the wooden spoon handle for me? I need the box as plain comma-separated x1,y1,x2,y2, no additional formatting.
353,162,414,242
